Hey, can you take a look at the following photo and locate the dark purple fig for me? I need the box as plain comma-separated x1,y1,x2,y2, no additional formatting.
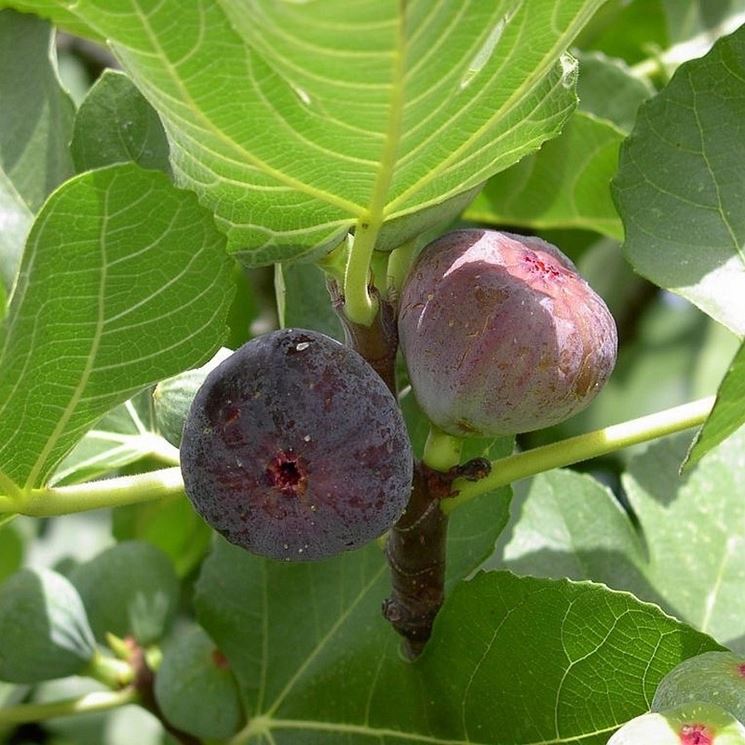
180,329,413,561
398,230,617,437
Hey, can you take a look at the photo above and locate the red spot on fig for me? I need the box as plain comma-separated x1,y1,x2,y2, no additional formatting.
738,662,745,678
680,724,712,745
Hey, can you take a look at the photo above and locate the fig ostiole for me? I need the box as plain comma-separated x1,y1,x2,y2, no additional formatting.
180,329,413,561
398,229,617,437
607,702,745,745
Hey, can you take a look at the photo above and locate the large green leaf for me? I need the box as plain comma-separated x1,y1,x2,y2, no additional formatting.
465,111,624,238
686,340,745,467
0,163,232,490
613,26,745,336
0,9,74,291
496,428,745,652
196,541,718,744
45,0,604,264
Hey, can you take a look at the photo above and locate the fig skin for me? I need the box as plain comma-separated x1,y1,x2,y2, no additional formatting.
607,702,745,745
398,229,617,437
180,329,413,561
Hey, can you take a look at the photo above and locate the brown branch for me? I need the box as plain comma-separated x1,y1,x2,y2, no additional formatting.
127,639,202,745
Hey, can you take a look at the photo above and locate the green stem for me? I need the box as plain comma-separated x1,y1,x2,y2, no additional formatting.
0,467,184,517
385,238,419,298
344,228,379,326
0,688,138,725
422,425,463,472
442,396,714,514
84,651,134,689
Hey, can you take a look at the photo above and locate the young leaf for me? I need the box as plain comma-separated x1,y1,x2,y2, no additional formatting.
0,163,233,491
71,69,170,175
613,26,745,336
70,540,179,645
154,625,245,740
464,111,624,238
195,541,719,744
51,0,604,264
685,339,745,468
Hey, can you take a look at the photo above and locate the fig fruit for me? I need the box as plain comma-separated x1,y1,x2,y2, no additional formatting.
652,652,745,725
398,229,617,437
180,329,413,561
607,702,745,745
0,568,96,683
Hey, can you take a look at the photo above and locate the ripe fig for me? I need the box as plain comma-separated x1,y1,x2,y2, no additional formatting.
607,702,745,745
398,230,617,437
180,329,413,561
652,652,745,725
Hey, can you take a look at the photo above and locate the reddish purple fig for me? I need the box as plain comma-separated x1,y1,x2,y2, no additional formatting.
398,230,617,437
180,329,413,561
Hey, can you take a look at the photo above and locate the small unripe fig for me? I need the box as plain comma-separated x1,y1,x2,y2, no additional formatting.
398,229,617,437
653,652,745,725
180,329,413,561
607,702,745,745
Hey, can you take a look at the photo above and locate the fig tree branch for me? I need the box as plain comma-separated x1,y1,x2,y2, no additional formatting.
0,688,138,726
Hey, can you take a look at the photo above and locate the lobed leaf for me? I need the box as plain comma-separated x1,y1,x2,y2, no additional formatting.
0,163,233,490
44,0,605,264
196,541,718,744
498,428,745,652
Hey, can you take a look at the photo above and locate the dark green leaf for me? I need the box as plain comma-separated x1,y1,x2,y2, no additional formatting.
196,544,719,744
276,263,343,342
577,51,654,131
465,111,624,238
0,568,95,683
0,163,233,490
686,340,745,468
154,625,245,740
71,540,179,645
498,428,745,652
613,27,745,335
71,69,171,175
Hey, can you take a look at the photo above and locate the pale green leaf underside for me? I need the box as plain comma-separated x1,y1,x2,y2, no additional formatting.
685,340,745,467
0,163,232,490
196,542,717,745
465,111,624,238
499,429,745,652
613,26,745,336
47,0,605,264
